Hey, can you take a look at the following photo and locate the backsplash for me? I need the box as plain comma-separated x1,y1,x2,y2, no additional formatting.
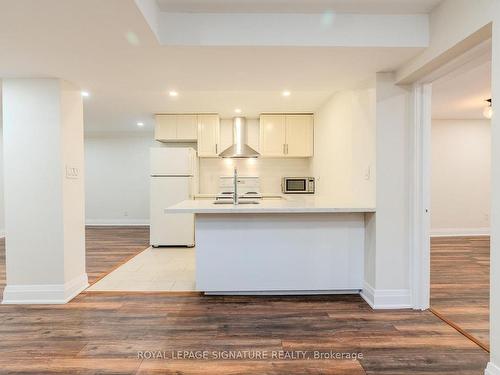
199,158,311,195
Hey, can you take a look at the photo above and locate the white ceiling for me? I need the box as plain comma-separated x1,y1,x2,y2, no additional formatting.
0,0,435,132
156,0,441,14
432,59,492,120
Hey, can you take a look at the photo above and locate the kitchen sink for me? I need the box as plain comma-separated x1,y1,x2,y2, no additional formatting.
213,200,260,205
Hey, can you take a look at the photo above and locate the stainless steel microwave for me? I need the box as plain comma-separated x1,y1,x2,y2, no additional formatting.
282,177,315,194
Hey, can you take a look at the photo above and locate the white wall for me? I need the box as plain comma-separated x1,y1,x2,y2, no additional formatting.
4,79,66,286
60,81,87,284
431,119,491,235
396,2,499,371
199,157,310,195
2,78,87,303
84,121,313,223
0,107,4,237
372,73,411,292
84,132,155,225
311,86,376,206
490,10,500,372
156,11,429,47
362,73,412,308
201,117,311,195
311,74,410,308
396,0,495,83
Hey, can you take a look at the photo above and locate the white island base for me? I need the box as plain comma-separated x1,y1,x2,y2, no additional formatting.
195,212,365,294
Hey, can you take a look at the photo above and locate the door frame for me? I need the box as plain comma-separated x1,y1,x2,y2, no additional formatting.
409,82,432,310
409,39,492,310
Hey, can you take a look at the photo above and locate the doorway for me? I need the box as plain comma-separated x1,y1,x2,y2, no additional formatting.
427,48,492,350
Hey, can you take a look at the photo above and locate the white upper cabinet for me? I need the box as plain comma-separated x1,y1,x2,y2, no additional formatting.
259,115,286,157
197,114,220,157
285,114,314,157
155,114,198,142
176,115,198,140
156,113,311,158
259,114,313,157
155,115,177,141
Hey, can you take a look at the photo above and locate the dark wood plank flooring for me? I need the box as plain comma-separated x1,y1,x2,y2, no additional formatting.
0,226,149,299
85,226,150,285
0,228,490,374
0,292,488,374
431,236,490,347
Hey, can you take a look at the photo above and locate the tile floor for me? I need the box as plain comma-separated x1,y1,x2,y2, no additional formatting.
86,247,196,291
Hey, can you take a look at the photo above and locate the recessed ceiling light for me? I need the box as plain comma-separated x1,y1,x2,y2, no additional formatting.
234,108,242,114
81,91,90,97
137,122,144,127
282,90,291,97
169,91,178,97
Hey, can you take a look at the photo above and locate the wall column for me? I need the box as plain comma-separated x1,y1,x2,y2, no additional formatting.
362,72,411,309
2,78,87,304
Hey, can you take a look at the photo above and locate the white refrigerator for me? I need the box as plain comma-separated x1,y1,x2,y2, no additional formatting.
150,147,197,247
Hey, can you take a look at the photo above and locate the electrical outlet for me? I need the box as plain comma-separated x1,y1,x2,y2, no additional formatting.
124,211,129,217
65,166,79,179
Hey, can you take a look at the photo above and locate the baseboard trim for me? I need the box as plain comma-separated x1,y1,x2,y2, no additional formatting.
2,273,89,304
205,290,361,296
85,220,149,226
360,282,375,307
486,362,500,375
430,227,490,237
360,282,412,309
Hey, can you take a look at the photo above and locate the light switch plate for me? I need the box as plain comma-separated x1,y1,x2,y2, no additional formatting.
364,166,371,181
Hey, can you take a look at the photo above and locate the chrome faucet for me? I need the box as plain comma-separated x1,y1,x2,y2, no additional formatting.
233,167,239,205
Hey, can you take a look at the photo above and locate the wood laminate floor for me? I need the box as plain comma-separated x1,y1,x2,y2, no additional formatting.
85,226,151,285
0,238,5,299
0,226,150,299
0,228,490,374
431,236,490,347
0,292,489,374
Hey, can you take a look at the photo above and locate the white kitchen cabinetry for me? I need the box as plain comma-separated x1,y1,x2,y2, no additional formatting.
176,115,198,140
155,114,198,142
259,115,286,157
155,115,177,141
197,114,220,157
259,114,313,157
285,114,314,157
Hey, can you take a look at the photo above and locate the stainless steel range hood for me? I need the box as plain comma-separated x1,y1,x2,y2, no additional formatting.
219,117,260,158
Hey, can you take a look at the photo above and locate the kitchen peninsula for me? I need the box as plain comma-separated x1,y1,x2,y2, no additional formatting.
166,198,375,294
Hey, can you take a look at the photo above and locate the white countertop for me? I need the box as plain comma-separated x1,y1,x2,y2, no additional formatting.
165,196,375,214
193,193,283,200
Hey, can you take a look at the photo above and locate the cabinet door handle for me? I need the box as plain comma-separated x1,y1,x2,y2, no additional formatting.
286,144,289,154
283,144,286,155
215,144,218,154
